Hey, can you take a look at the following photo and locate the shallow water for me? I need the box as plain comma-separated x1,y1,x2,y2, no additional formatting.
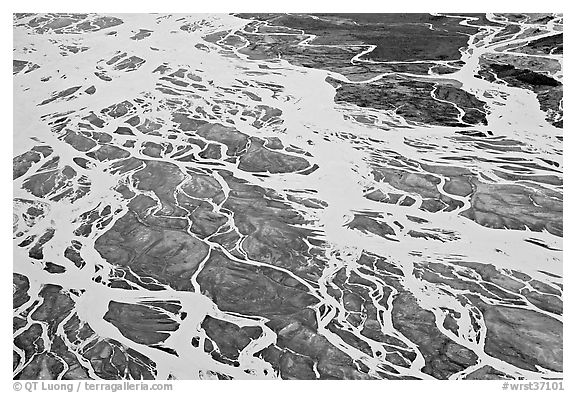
13,13,563,380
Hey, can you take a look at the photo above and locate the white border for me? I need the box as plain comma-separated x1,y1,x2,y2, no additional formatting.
4,2,572,391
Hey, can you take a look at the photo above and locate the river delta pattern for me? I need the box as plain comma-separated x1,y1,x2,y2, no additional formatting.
13,13,563,380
